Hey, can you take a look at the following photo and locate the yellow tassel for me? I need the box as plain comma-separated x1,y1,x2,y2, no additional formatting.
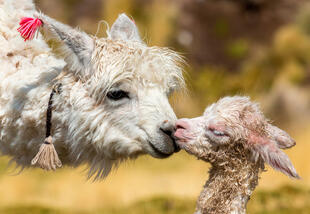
31,136,62,171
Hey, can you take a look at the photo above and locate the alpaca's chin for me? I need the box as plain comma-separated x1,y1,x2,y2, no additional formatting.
175,140,192,153
145,140,177,159
175,138,211,160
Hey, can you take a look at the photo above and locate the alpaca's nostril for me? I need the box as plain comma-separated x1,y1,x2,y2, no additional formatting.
160,120,174,136
176,124,185,130
160,127,172,136
159,120,180,152
175,120,189,130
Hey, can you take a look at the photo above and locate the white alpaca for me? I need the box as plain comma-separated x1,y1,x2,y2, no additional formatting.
174,96,299,214
0,0,184,179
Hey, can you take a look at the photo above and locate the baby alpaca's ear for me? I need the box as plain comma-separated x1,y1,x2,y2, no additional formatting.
109,13,142,42
38,13,94,79
267,124,296,149
248,132,300,179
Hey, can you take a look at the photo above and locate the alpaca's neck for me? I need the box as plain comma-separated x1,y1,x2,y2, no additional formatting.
196,148,262,214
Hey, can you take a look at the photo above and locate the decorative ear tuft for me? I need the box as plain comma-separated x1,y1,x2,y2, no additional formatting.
248,133,300,179
109,13,142,42
17,17,43,41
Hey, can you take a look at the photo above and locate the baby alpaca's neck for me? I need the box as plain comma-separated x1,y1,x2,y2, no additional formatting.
196,146,262,214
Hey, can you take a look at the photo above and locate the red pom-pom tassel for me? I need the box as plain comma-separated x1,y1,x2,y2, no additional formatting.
17,17,43,41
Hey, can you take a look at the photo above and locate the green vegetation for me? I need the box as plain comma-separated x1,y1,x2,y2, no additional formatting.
226,39,249,59
248,185,310,214
0,185,309,214
191,22,310,107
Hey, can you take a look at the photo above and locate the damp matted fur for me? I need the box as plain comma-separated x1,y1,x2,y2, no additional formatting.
175,96,299,214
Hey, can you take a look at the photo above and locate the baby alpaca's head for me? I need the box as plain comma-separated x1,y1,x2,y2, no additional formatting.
174,96,300,179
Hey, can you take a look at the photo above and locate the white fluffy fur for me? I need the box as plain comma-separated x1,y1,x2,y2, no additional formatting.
0,0,185,179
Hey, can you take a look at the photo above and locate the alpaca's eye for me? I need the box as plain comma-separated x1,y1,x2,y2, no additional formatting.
212,130,226,136
107,90,129,101
208,127,226,137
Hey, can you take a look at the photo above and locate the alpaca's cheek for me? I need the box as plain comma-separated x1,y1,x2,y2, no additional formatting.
179,142,205,158
179,135,217,159
175,134,203,153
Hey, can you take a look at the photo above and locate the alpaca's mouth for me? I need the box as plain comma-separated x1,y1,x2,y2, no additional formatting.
173,129,192,143
148,141,174,158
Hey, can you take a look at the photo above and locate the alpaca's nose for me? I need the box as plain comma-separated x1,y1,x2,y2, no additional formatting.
175,119,189,131
160,120,174,136
160,120,180,152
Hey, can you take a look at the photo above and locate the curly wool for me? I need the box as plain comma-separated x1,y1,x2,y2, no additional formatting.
196,143,263,214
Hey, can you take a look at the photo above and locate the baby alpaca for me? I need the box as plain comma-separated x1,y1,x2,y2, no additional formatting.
174,96,299,214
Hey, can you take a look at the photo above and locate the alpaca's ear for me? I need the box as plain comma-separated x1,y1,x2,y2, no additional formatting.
248,133,300,179
109,13,142,42
38,14,94,78
267,124,296,149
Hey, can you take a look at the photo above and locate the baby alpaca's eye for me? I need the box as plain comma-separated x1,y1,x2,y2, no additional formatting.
212,130,226,136
208,127,227,137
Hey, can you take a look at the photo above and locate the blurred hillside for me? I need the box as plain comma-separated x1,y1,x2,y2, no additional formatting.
1,0,310,213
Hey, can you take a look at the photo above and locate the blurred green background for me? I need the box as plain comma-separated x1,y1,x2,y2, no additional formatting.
1,0,310,213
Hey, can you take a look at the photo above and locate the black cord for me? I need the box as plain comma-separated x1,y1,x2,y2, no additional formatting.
45,83,62,139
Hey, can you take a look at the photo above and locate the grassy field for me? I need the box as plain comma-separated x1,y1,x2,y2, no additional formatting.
0,186,309,214
0,125,309,214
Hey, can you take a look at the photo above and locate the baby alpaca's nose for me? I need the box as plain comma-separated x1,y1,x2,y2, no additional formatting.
175,119,190,131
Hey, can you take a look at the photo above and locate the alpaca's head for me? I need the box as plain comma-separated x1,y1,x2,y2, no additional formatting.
174,96,300,179
37,13,184,178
